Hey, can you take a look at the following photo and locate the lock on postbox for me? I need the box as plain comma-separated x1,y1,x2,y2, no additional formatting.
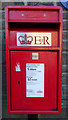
5,6,62,114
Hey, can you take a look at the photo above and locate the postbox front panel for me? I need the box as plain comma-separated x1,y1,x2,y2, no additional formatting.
5,6,62,114
10,51,57,110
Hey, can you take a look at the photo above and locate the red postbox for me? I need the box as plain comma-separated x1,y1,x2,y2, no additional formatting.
5,6,62,114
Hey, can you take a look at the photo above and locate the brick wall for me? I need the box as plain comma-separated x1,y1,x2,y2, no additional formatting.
0,1,68,120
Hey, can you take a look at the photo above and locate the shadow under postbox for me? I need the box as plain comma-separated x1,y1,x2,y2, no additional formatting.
5,6,62,114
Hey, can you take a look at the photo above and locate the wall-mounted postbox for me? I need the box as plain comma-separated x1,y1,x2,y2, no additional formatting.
5,6,62,114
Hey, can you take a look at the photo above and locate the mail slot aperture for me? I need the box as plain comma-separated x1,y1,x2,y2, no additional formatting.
9,23,59,47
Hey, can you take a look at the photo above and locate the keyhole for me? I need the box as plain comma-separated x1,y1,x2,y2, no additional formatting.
18,81,20,84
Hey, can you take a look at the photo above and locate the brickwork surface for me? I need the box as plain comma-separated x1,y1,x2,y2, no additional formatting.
0,1,68,120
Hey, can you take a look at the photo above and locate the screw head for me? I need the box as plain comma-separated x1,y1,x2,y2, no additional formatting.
22,14,24,16
44,14,46,17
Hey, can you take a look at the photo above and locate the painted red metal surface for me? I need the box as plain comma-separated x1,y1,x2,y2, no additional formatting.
5,6,62,114
11,51,57,110
9,10,59,21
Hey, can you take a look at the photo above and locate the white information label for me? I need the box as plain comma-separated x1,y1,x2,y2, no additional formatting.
26,63,44,97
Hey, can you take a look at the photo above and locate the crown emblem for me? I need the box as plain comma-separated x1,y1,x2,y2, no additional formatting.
18,34,33,44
